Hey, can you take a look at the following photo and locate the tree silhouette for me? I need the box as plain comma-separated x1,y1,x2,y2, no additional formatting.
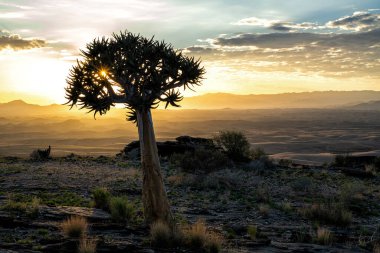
65,31,204,225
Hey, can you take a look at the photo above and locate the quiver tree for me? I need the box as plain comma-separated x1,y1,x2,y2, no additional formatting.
65,31,205,225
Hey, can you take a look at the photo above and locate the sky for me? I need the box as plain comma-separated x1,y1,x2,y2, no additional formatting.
0,0,379,104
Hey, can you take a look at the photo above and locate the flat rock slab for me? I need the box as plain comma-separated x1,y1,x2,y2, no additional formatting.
39,205,111,221
270,241,368,253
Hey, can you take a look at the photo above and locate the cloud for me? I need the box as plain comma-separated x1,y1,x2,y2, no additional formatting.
326,11,380,31
234,17,320,32
0,33,46,51
185,29,380,79
235,11,380,32
234,16,323,32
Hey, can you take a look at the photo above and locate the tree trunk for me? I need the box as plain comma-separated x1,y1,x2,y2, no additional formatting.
136,109,173,225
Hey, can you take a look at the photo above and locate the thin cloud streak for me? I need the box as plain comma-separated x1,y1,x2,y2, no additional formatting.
0,33,45,50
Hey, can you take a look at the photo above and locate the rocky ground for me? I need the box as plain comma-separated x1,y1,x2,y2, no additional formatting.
0,155,380,252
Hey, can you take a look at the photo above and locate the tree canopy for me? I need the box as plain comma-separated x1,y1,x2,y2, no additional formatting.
65,31,205,118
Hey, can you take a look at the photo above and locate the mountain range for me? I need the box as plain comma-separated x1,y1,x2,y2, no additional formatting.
1,91,379,118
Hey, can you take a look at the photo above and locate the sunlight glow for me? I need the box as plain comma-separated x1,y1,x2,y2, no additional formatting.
100,70,107,77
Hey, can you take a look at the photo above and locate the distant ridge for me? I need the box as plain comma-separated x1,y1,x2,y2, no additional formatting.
181,91,380,109
1,91,380,115
348,100,380,110
5,99,29,105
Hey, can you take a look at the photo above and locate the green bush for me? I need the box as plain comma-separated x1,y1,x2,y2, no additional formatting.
170,149,230,174
92,187,111,210
2,196,40,218
109,196,135,222
214,131,251,162
302,202,352,226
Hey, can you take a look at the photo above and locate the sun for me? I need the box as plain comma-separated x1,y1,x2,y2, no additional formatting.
100,70,107,77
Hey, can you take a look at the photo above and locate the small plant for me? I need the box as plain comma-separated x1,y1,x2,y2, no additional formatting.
214,131,251,162
92,187,110,210
302,202,352,226
150,220,175,248
247,225,257,240
281,202,292,214
28,196,40,218
109,196,135,222
61,216,88,238
315,227,333,245
78,238,97,253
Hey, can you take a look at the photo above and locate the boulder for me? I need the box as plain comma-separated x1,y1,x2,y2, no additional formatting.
119,136,217,160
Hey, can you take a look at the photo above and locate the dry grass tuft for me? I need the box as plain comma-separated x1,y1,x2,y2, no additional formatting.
150,220,173,247
61,216,88,238
315,227,333,245
78,238,97,253
183,219,223,252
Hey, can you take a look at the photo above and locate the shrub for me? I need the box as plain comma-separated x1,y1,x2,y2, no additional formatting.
78,238,97,253
183,219,222,252
302,202,352,226
30,146,51,161
315,227,333,245
214,131,251,162
109,197,135,222
61,216,88,238
150,220,175,248
92,187,110,210
170,149,230,174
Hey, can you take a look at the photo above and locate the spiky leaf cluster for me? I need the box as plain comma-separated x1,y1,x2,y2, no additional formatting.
65,31,205,118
